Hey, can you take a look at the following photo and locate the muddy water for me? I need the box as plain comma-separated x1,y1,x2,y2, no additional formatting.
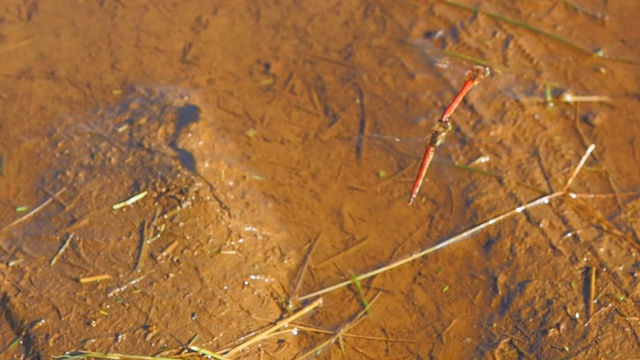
1,1,640,358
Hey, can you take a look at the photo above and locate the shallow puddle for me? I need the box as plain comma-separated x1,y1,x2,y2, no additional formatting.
1,1,640,359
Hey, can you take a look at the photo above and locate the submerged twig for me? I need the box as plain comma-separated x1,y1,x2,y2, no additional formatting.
134,220,147,271
293,233,322,295
4,187,66,230
84,120,128,153
50,233,74,266
562,0,608,21
0,38,33,53
315,236,369,268
354,83,368,161
134,210,160,271
38,185,68,207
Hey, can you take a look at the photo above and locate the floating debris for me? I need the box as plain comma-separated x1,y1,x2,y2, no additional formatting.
112,190,148,210
78,274,112,284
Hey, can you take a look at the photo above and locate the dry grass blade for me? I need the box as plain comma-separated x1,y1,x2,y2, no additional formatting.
290,323,417,344
294,293,381,359
50,233,74,266
589,266,596,320
563,144,595,192
298,144,596,300
112,190,148,210
223,297,323,356
559,94,611,103
54,350,180,360
78,274,112,284
186,345,228,360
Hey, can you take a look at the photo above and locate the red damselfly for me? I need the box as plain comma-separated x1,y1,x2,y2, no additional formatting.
408,65,490,205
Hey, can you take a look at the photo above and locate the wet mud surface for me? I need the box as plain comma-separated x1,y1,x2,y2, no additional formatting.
1,1,640,359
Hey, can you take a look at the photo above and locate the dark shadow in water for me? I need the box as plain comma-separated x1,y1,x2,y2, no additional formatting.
172,104,201,173
176,104,200,134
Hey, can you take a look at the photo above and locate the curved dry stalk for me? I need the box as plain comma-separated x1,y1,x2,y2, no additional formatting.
298,144,596,301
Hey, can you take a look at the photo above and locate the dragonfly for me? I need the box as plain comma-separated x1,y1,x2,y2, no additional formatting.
407,65,490,205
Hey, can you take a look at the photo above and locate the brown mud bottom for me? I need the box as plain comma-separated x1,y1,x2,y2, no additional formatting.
0,87,310,358
2,1,640,359
2,87,639,360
